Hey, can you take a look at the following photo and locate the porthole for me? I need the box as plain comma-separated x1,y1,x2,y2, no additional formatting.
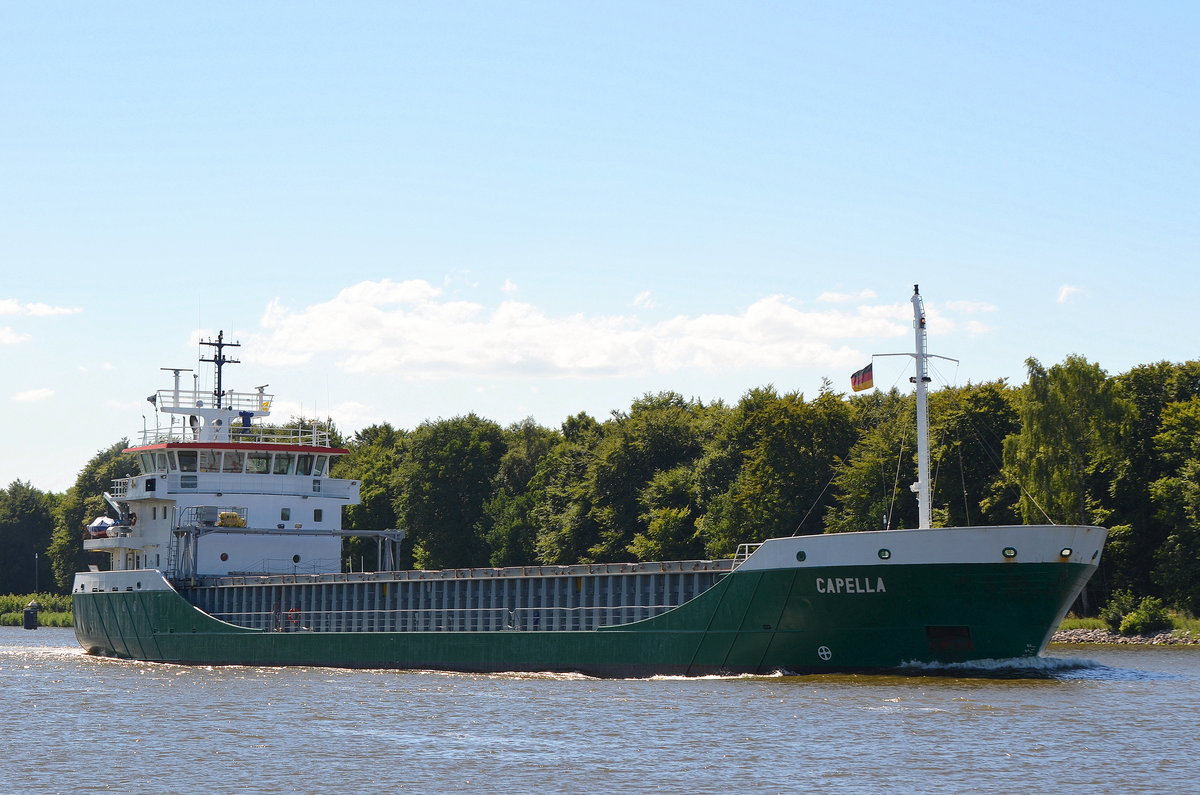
795,550,807,562
292,554,301,564
1059,547,1073,558
1002,547,1018,559
220,553,229,562
878,548,891,560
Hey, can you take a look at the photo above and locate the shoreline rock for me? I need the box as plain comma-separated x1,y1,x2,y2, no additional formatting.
1050,627,1200,645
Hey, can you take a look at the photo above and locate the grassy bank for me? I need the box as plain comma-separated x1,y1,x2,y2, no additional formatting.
1058,610,1200,639
0,593,73,628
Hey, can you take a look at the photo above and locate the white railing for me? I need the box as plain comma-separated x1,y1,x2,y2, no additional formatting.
154,388,275,414
731,543,763,570
136,425,334,447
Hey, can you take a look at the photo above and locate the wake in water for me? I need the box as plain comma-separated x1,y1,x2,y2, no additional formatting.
0,643,87,664
647,671,789,682
887,654,1189,682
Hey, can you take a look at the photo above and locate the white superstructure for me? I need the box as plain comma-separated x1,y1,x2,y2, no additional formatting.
82,332,392,578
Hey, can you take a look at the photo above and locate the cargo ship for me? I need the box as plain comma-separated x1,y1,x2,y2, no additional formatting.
72,288,1106,676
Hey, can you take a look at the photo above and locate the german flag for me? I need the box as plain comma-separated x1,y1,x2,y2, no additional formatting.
851,363,874,392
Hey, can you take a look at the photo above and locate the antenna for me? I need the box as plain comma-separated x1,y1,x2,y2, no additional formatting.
199,331,241,409
160,367,192,410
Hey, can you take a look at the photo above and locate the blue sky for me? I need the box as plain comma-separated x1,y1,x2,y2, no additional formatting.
2,2,1197,492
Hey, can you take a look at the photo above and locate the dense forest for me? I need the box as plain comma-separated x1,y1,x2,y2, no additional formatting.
4,355,1199,618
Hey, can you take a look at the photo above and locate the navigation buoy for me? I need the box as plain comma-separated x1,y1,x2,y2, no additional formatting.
22,600,40,630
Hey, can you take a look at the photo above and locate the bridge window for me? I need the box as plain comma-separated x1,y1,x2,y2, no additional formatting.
176,451,197,472
198,451,220,472
247,452,270,474
273,453,294,475
155,453,168,471
314,455,328,476
139,454,154,474
222,451,244,473
296,454,314,476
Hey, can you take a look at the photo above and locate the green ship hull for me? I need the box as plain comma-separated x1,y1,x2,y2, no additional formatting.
74,304,1106,677
73,558,1096,676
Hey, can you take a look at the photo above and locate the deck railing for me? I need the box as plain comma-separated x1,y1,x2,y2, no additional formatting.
154,388,274,414
135,425,334,447
731,543,763,569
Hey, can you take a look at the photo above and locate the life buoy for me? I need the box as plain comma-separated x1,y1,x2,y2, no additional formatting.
287,607,300,625
128,512,137,527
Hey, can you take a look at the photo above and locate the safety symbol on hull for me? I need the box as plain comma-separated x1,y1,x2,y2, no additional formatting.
817,645,832,661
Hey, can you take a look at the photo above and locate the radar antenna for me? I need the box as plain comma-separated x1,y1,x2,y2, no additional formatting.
199,331,241,409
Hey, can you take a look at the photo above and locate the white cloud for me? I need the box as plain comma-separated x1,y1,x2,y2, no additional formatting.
0,299,82,316
12,388,54,402
0,327,32,345
633,290,656,310
501,280,519,293
1057,285,1081,304
818,289,877,304
248,279,910,379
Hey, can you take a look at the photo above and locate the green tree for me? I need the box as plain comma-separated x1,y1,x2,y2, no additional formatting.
392,415,506,569
1002,356,1129,526
1148,398,1200,612
484,418,560,566
334,423,405,571
0,481,58,593
1107,361,1200,595
699,386,855,552
47,441,139,589
584,392,712,561
532,413,605,564
826,388,916,533
928,381,1021,527
627,465,704,561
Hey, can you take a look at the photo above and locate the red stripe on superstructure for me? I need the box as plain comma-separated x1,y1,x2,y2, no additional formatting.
125,442,350,455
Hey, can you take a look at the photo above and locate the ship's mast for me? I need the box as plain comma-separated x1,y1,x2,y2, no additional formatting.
199,331,241,410
911,285,932,530
874,285,955,530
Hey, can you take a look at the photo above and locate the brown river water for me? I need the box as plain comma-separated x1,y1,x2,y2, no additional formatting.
2,627,1197,793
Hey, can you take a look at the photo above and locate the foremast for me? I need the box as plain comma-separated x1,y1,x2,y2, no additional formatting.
874,285,955,530
911,286,933,530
